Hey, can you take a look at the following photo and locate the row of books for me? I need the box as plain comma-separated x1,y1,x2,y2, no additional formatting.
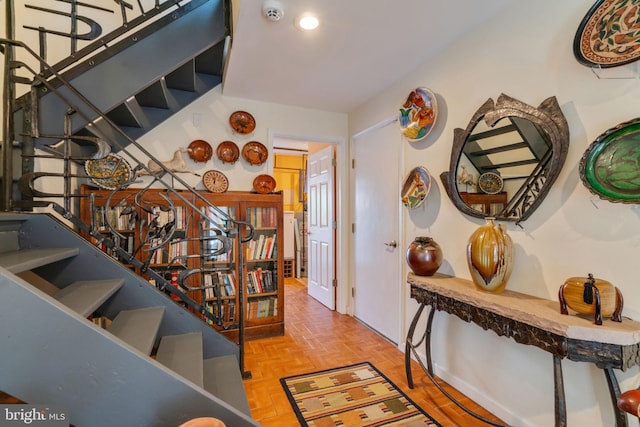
203,271,238,299
247,297,277,320
92,234,135,259
147,235,188,265
147,206,187,230
247,268,277,294
205,301,236,324
246,232,277,260
246,207,277,228
94,205,135,231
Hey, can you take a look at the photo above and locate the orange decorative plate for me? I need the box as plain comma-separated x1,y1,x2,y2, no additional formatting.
187,139,213,163
242,141,268,166
253,174,276,194
216,140,240,164
229,110,256,134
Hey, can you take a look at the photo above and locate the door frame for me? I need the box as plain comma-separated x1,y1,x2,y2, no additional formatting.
267,129,350,314
348,116,406,341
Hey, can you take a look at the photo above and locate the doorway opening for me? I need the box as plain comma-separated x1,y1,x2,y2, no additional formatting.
272,136,342,312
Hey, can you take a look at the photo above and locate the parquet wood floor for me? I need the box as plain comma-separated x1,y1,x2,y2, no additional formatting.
244,278,505,427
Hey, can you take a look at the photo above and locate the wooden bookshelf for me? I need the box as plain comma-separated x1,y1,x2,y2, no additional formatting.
79,186,284,340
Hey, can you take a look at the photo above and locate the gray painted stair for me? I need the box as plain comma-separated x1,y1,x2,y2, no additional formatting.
54,279,125,318
0,248,79,273
107,306,165,355
204,355,252,416
156,332,205,387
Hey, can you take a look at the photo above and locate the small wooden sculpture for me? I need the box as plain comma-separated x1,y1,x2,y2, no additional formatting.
558,273,623,325
142,148,201,176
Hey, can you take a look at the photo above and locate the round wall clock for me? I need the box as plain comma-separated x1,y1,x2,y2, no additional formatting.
202,170,229,193
478,172,503,194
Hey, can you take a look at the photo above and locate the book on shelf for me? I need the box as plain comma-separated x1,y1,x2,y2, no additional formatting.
246,297,277,319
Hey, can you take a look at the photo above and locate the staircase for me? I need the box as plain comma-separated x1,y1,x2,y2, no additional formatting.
13,0,229,158
0,212,259,426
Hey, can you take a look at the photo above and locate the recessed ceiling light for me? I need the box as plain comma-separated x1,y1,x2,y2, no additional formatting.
296,14,319,31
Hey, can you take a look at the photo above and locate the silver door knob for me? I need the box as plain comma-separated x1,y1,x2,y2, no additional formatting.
384,240,397,248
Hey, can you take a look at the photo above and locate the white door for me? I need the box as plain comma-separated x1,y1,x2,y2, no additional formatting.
352,119,401,344
307,145,335,309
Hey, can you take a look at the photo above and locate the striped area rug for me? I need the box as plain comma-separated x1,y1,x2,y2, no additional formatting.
280,362,441,426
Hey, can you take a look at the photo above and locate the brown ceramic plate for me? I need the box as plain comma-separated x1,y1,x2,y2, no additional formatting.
216,140,240,164
187,139,213,163
242,141,268,166
229,110,256,134
253,174,276,194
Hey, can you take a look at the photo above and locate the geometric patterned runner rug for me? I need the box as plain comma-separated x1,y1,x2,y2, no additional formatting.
280,362,442,426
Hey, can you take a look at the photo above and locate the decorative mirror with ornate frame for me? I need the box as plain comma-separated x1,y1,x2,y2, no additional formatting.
440,94,570,225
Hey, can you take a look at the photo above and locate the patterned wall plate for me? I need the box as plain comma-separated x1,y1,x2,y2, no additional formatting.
253,174,276,194
573,0,640,68
229,110,256,134
401,166,431,208
84,153,132,190
398,87,437,142
242,141,268,166
216,140,240,164
579,117,640,203
187,139,213,163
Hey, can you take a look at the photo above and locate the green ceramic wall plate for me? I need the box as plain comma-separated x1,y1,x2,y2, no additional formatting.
580,118,640,203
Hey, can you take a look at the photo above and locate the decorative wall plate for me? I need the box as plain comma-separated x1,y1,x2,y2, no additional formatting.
398,87,437,142
253,174,276,194
84,153,132,190
401,166,431,208
242,141,268,166
202,170,229,193
229,110,256,134
478,171,504,195
216,141,240,164
573,0,640,68
579,117,640,203
187,139,213,163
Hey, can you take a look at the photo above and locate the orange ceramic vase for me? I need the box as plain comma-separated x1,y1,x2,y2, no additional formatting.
466,217,513,293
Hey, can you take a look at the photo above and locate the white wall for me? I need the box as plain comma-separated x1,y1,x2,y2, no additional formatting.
128,87,347,192
349,1,640,426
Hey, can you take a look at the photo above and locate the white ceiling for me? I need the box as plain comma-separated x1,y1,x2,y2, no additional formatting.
223,0,517,114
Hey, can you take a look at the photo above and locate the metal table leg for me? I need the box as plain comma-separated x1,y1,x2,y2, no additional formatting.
603,367,628,427
553,355,567,427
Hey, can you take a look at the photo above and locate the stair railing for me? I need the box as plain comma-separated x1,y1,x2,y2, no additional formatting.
0,36,253,376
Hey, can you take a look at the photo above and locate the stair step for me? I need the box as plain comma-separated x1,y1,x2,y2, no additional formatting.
107,307,165,355
203,355,251,416
156,332,203,387
54,279,125,317
0,248,80,273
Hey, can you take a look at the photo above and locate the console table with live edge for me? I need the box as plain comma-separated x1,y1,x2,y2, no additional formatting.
404,273,640,427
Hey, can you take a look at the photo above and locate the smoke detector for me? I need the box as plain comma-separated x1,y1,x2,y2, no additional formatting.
263,0,284,22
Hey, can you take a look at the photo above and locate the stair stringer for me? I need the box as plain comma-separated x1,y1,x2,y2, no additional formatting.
0,269,257,427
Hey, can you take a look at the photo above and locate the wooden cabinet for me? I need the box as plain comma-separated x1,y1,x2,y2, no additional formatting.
197,191,284,340
459,192,507,216
79,186,284,340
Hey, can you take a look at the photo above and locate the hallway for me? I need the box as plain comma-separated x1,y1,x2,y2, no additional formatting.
244,279,503,426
